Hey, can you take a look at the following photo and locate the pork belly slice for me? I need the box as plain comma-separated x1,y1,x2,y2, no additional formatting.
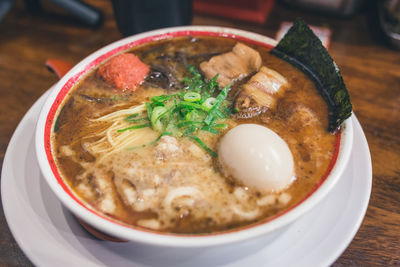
235,66,289,118
200,43,262,87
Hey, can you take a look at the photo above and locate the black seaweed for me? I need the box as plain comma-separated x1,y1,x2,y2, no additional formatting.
271,18,352,132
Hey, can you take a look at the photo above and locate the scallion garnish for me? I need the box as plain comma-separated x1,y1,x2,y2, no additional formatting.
145,102,153,121
183,92,201,102
125,117,149,122
177,121,203,128
120,65,233,156
201,126,219,134
151,106,167,131
125,113,139,120
188,135,217,157
117,122,151,133
202,97,217,111
204,84,231,125
213,123,228,129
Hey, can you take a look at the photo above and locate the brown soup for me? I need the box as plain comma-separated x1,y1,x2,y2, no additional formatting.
52,36,337,234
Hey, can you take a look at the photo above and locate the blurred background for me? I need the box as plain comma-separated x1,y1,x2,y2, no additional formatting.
0,0,399,123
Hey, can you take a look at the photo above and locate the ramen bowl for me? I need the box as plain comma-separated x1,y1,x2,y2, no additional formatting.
35,26,353,247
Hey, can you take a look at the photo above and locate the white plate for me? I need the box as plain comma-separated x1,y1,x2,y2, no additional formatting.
1,89,372,267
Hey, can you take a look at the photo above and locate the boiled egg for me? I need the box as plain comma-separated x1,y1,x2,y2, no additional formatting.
218,124,294,192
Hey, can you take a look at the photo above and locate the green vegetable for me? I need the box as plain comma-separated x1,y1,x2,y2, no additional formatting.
207,74,219,93
184,92,201,102
122,66,234,156
215,109,227,119
201,126,219,134
188,136,217,157
177,121,203,128
125,113,144,122
202,97,217,111
213,123,228,129
184,65,204,93
204,84,231,125
179,101,205,111
150,94,179,104
125,117,148,122
145,102,153,121
117,123,151,133
271,18,352,132
184,126,197,136
185,110,199,122
151,106,167,131
125,113,139,120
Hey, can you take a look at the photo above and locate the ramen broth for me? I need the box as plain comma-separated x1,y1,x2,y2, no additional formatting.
52,36,337,234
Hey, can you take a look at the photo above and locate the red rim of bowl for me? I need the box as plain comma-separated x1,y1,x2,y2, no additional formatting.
42,29,343,239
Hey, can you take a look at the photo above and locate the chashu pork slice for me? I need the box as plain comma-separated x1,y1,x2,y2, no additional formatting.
235,66,289,118
200,43,262,88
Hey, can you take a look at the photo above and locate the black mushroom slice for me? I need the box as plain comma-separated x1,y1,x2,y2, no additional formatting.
146,64,181,89
145,51,191,89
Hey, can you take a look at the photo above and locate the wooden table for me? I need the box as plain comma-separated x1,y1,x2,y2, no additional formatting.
0,1,399,266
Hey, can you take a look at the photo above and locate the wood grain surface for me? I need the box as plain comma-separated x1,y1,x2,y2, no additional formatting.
0,1,399,266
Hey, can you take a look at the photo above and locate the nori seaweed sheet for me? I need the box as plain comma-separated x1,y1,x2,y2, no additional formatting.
271,18,352,132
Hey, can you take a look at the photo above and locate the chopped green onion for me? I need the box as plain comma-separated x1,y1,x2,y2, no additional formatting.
202,97,217,111
183,92,201,102
125,117,149,122
125,113,143,122
204,84,231,125
178,101,205,111
150,95,170,103
150,94,179,104
184,126,197,136
125,113,139,120
213,123,228,129
164,107,179,130
215,109,227,119
145,102,153,121
177,121,203,128
201,126,219,134
156,106,175,121
207,74,219,93
185,110,199,122
153,105,176,131
151,106,167,131
188,136,217,157
134,66,233,151
117,122,151,133
187,65,198,75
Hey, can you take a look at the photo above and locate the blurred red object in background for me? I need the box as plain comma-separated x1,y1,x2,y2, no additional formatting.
193,0,275,24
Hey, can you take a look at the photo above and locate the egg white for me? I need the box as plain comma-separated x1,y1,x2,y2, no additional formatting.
218,124,294,192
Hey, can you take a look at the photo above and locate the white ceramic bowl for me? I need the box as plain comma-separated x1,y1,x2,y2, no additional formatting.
35,26,353,248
